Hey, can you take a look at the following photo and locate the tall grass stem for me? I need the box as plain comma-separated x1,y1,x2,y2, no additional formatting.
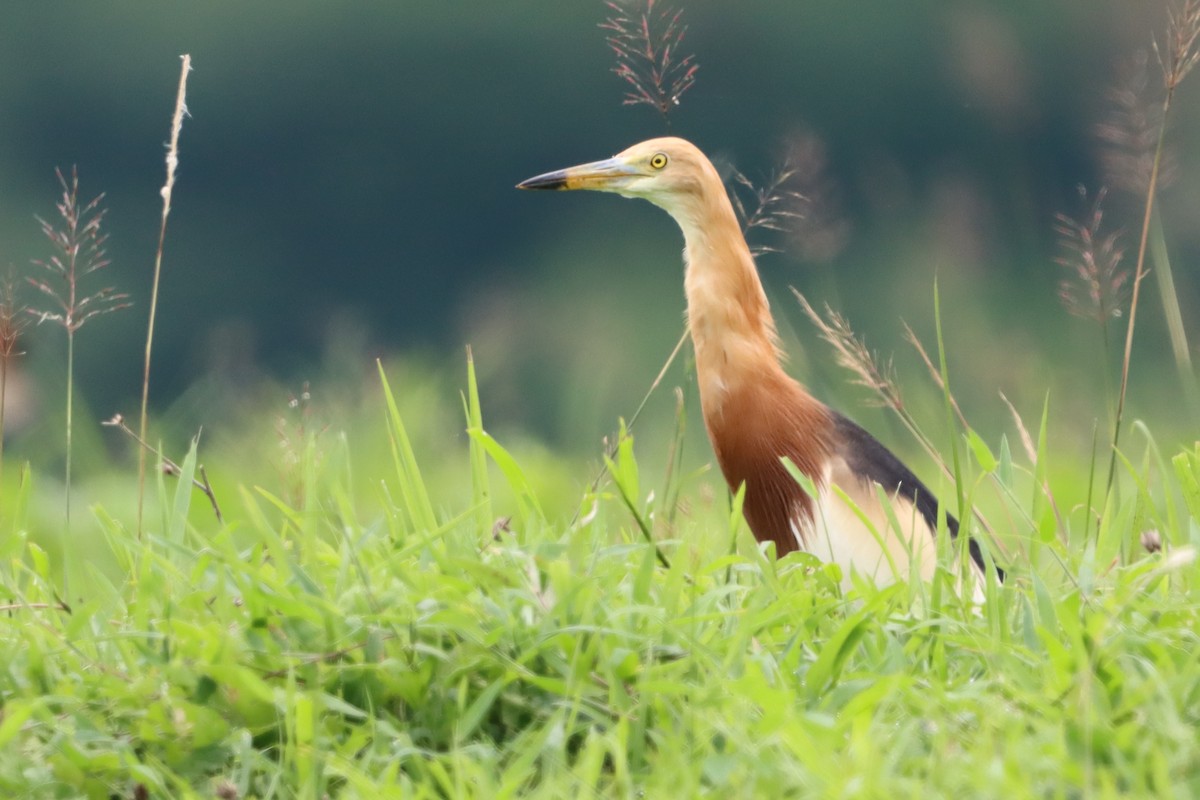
932,281,965,517
138,54,192,537
1109,0,1200,493
1108,99,1168,495
65,333,74,536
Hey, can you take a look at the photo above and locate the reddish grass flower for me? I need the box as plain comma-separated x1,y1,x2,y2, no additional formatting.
601,0,698,121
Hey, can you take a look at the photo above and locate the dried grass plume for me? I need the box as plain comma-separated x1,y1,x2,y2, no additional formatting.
601,0,698,122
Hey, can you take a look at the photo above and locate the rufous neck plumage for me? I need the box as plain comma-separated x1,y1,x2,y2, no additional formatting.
659,163,786,417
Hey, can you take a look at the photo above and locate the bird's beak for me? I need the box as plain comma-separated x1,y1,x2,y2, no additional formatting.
516,156,640,192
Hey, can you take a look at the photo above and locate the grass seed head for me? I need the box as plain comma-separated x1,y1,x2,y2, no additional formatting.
1156,0,1200,91
1053,187,1130,325
1095,53,1177,196
28,167,130,334
0,271,28,361
728,161,806,257
601,0,698,121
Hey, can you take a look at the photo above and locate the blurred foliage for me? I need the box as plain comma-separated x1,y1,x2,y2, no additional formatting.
0,0,1196,471
2,347,1200,796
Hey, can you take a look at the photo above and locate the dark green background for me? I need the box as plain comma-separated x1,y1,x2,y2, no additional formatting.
0,0,1194,453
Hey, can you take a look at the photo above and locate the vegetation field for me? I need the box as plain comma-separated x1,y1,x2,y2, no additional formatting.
0,350,1198,798
3,1,1200,797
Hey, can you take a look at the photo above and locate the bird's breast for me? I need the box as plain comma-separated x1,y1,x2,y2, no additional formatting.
701,373,834,555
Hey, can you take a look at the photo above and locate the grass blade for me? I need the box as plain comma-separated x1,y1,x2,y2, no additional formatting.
168,436,199,545
1148,210,1199,419
468,428,546,525
377,360,438,534
463,346,493,538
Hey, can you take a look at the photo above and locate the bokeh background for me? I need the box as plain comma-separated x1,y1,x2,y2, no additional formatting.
1,0,1196,478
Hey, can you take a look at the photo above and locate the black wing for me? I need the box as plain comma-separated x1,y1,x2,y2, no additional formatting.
832,412,1001,580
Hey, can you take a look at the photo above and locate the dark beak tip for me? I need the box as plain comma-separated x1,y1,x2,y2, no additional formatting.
516,171,568,191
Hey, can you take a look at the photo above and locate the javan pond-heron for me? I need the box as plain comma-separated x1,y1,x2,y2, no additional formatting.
519,137,1000,591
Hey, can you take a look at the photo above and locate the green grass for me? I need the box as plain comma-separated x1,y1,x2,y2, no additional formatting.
1,358,1199,799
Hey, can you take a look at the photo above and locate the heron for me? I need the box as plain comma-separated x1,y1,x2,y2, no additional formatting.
518,137,1000,591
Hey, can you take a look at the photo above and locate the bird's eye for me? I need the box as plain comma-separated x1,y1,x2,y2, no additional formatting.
650,153,669,170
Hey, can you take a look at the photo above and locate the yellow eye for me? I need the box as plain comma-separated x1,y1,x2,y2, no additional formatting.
650,153,668,170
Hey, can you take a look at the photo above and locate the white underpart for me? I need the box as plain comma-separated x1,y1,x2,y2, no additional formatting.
796,459,983,601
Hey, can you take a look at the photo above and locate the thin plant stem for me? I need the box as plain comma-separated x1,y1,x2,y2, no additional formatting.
609,470,672,569
28,170,122,564
0,603,70,613
933,281,965,519
65,207,78,545
1107,99,1167,495
1100,320,1116,432
662,387,689,532
65,331,73,535
1084,420,1099,545
106,413,222,524
138,54,192,537
1109,0,1200,492
572,327,690,528
27,168,125,597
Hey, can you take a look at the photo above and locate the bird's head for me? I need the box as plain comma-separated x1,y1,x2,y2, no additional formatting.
517,137,718,225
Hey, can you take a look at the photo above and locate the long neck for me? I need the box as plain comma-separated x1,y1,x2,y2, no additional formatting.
673,184,785,414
